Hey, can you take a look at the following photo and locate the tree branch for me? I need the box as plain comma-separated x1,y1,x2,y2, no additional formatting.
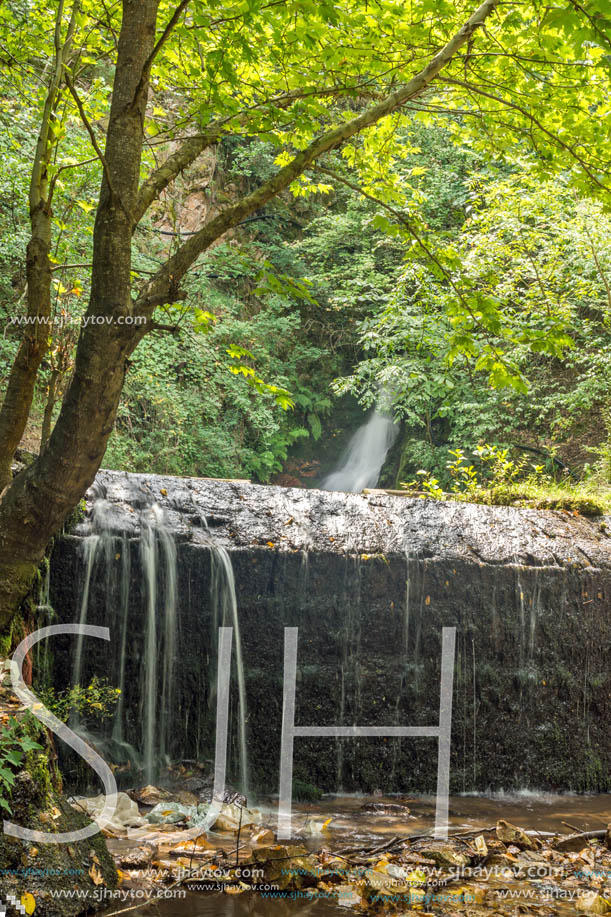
441,76,611,192
133,81,388,223
134,126,222,222
134,0,501,314
65,73,117,200
131,0,192,108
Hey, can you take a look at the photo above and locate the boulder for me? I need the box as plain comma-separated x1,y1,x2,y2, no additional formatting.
496,819,539,850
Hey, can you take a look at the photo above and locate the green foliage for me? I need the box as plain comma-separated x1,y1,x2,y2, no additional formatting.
3,0,611,487
404,444,610,515
339,165,611,486
0,716,44,814
104,277,332,481
40,675,120,727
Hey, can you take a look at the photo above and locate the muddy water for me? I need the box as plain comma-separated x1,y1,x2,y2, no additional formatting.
117,793,611,917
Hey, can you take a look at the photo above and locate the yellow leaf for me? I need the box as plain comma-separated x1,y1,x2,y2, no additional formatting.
21,893,36,915
88,863,104,886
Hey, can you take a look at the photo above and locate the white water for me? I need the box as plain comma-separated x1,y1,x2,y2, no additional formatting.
111,534,131,746
209,541,250,797
140,503,178,783
72,500,114,692
321,410,398,493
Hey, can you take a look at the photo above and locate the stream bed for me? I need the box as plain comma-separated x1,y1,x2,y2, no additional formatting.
103,792,611,916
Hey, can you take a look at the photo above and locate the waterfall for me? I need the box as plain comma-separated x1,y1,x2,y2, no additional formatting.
111,534,131,746
68,498,177,783
72,500,114,692
140,504,178,783
321,409,398,493
208,541,250,796
140,512,158,783
34,559,54,686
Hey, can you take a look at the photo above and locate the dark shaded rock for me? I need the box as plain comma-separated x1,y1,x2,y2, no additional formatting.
0,772,117,916
180,775,214,799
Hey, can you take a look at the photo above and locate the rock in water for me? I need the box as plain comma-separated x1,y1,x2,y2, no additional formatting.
360,802,411,815
118,845,156,868
496,819,539,850
128,785,174,807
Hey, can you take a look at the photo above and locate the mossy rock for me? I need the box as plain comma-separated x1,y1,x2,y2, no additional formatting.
0,768,117,916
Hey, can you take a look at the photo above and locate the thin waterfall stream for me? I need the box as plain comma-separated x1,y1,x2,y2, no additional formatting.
208,536,250,796
321,408,398,492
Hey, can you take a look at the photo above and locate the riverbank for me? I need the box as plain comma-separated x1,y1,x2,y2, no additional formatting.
86,788,611,916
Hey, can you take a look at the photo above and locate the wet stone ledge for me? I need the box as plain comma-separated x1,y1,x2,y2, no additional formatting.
48,469,611,796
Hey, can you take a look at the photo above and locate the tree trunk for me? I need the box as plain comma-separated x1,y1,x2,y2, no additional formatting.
40,369,59,450
0,2,79,492
0,228,52,493
0,0,159,628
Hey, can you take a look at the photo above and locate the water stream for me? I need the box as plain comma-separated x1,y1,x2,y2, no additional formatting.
208,539,250,796
113,792,611,917
321,409,397,492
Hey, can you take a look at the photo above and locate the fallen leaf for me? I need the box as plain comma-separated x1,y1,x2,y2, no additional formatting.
89,863,104,886
21,893,36,915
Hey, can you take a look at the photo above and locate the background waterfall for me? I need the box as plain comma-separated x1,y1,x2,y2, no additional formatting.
321,409,398,493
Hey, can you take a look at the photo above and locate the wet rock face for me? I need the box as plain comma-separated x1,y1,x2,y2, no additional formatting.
49,470,611,795
78,469,611,566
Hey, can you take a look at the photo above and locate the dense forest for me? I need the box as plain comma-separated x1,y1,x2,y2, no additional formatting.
2,4,611,915
3,103,611,494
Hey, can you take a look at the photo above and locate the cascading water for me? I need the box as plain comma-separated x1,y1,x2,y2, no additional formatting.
72,500,115,695
49,470,611,794
321,409,398,492
111,534,131,748
139,504,178,783
206,532,250,796
65,498,178,783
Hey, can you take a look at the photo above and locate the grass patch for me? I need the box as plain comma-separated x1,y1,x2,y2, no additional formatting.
458,482,611,516
402,444,611,516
